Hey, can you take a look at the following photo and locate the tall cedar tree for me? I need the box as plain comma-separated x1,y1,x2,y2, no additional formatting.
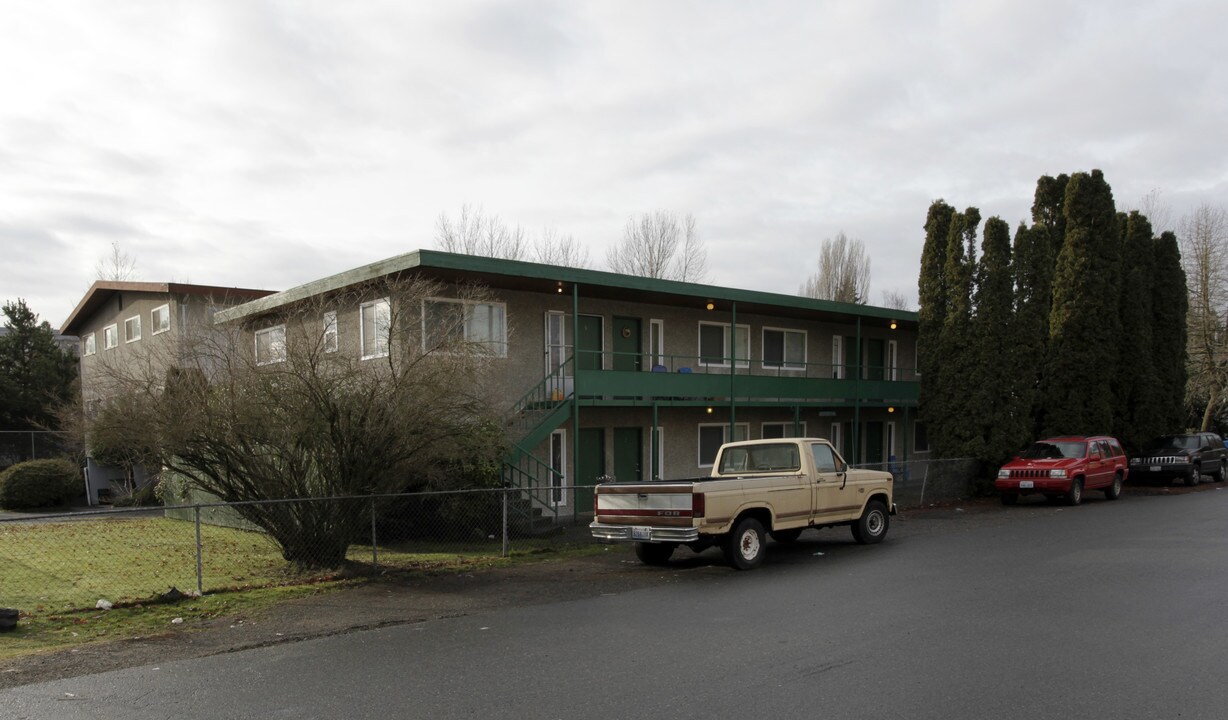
1032,174,1070,261
971,217,1025,463
0,300,78,431
1042,170,1120,435
1151,230,1189,431
1011,222,1055,439
1115,211,1159,449
917,201,955,449
935,207,981,458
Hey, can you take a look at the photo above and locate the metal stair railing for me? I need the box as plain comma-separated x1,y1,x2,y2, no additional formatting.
501,355,576,530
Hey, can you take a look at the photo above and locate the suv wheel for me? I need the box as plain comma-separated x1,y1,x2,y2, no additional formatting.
1185,467,1200,487
1104,473,1123,501
1065,478,1084,506
1216,461,1226,483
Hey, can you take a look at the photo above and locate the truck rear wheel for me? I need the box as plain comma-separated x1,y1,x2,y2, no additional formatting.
722,517,766,570
634,542,676,566
851,500,889,544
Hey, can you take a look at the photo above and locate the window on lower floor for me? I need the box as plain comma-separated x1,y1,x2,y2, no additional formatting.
255,325,287,365
698,422,749,467
762,421,807,439
914,422,929,453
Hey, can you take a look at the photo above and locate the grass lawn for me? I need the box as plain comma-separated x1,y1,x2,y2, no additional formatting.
0,514,599,660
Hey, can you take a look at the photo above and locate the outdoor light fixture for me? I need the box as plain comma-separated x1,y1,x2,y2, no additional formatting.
888,407,895,413
890,321,898,330
705,302,715,310
556,282,564,294
706,407,714,414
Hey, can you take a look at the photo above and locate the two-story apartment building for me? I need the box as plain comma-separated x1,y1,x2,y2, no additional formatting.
214,250,921,526
61,281,274,502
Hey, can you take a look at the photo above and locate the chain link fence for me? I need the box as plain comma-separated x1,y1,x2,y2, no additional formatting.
0,431,76,472
0,488,598,617
0,458,983,617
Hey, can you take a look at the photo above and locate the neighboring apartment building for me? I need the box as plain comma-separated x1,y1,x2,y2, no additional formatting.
61,281,274,503
214,250,921,526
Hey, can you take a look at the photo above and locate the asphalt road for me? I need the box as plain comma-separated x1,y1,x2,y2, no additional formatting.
6,490,1228,720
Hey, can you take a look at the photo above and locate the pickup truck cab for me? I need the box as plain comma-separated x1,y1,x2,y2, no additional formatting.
590,437,896,570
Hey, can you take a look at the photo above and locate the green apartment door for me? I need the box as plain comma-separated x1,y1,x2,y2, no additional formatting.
576,428,605,511
612,317,642,371
613,427,643,483
863,421,884,465
864,339,885,381
577,315,603,372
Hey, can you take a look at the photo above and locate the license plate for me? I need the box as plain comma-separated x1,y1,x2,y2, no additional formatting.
1019,480,1034,489
631,526,651,541
1150,466,1161,472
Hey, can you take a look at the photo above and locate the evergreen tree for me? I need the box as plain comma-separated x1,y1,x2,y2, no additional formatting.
1032,174,1070,260
1012,222,1055,438
1114,211,1158,449
936,207,981,458
0,299,78,431
1042,170,1120,435
970,216,1024,463
1151,230,1189,431
917,201,955,452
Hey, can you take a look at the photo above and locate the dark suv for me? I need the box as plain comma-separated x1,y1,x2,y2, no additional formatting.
1129,432,1227,486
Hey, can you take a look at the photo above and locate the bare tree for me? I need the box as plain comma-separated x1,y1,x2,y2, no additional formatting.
799,231,871,303
1181,202,1228,429
435,204,527,260
1137,188,1174,235
533,227,590,268
879,289,912,311
86,276,506,567
605,211,709,282
95,241,138,281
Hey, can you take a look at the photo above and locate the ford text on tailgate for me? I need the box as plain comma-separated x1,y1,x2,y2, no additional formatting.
591,438,895,570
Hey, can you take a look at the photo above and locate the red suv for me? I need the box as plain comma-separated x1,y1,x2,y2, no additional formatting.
995,436,1128,506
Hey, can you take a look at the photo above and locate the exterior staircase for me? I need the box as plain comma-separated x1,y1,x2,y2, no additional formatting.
501,357,574,536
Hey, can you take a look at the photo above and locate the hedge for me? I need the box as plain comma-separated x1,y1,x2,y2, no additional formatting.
0,459,82,510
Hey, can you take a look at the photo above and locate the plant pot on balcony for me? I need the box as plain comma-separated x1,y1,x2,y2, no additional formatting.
0,608,18,632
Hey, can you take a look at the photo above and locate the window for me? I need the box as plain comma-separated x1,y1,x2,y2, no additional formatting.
323,311,338,353
151,304,170,335
255,325,287,365
830,422,843,456
763,328,806,369
698,322,749,367
810,442,840,473
649,319,665,369
697,423,749,467
423,298,507,357
886,421,897,462
887,340,898,381
762,421,807,439
832,335,845,379
103,324,118,350
82,333,96,356
719,443,801,474
124,316,141,343
361,298,391,359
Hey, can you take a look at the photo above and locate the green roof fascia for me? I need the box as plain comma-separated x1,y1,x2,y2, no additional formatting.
215,249,917,325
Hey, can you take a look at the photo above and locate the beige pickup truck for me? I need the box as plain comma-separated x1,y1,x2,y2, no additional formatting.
590,437,896,570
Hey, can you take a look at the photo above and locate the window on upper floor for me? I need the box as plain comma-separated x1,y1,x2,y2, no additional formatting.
255,325,287,365
124,316,141,343
762,328,805,370
151,304,171,334
360,298,391,360
323,311,338,353
103,324,118,350
698,322,749,368
423,298,507,357
82,333,96,356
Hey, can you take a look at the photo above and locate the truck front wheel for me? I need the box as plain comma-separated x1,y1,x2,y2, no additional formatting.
634,542,676,566
851,500,889,545
722,517,766,570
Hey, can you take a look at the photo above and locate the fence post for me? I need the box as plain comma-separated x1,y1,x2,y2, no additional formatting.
370,497,379,568
194,505,203,596
918,462,930,508
502,487,509,558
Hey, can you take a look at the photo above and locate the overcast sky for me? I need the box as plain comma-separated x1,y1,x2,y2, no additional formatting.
2,0,1225,330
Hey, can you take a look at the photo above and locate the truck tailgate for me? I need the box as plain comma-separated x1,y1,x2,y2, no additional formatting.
591,482,704,543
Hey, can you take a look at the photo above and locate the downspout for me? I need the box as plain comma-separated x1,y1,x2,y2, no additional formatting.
853,316,861,463
730,301,737,439
572,284,581,515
